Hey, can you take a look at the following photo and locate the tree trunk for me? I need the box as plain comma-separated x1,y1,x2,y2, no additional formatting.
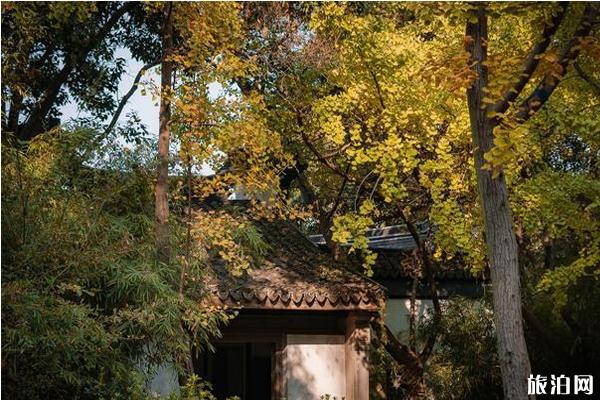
155,3,173,265
465,6,533,399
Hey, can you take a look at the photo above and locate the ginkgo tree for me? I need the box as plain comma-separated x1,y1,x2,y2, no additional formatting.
2,1,598,398
243,3,485,395
462,3,598,398
247,2,599,398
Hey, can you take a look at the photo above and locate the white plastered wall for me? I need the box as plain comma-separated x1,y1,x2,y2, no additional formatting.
384,298,434,342
285,334,346,400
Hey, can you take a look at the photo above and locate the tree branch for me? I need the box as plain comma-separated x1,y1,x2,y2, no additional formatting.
322,142,351,158
326,164,351,220
298,116,353,180
380,323,422,374
104,59,160,135
397,207,441,361
369,68,386,110
514,3,599,124
574,60,600,96
27,43,56,77
489,3,568,117
7,90,23,135
19,2,135,140
296,168,345,258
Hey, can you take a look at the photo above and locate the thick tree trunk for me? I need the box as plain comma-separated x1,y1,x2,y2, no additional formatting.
465,6,532,400
155,4,173,265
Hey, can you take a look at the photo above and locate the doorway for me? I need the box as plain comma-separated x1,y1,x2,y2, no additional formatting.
195,342,274,400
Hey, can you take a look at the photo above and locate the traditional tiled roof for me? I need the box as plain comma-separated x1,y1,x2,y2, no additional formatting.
309,223,428,251
309,224,474,281
204,205,385,312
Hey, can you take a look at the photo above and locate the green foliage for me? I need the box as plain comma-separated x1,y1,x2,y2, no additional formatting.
421,297,503,400
527,268,600,375
1,130,228,399
168,375,218,400
331,200,377,276
129,374,240,400
258,1,486,274
1,1,160,138
2,2,599,398
192,209,272,277
244,6,598,396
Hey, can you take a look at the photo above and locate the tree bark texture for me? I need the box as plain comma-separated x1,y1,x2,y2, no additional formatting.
465,6,533,400
155,3,173,265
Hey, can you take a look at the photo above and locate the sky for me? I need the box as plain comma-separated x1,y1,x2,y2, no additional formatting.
60,48,225,136
59,48,222,175
60,48,160,134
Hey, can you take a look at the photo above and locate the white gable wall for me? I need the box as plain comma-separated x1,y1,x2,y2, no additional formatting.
384,298,434,342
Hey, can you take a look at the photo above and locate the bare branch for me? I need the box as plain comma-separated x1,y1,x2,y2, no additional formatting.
322,142,351,158
380,323,422,373
369,68,386,110
299,125,352,180
104,59,160,135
